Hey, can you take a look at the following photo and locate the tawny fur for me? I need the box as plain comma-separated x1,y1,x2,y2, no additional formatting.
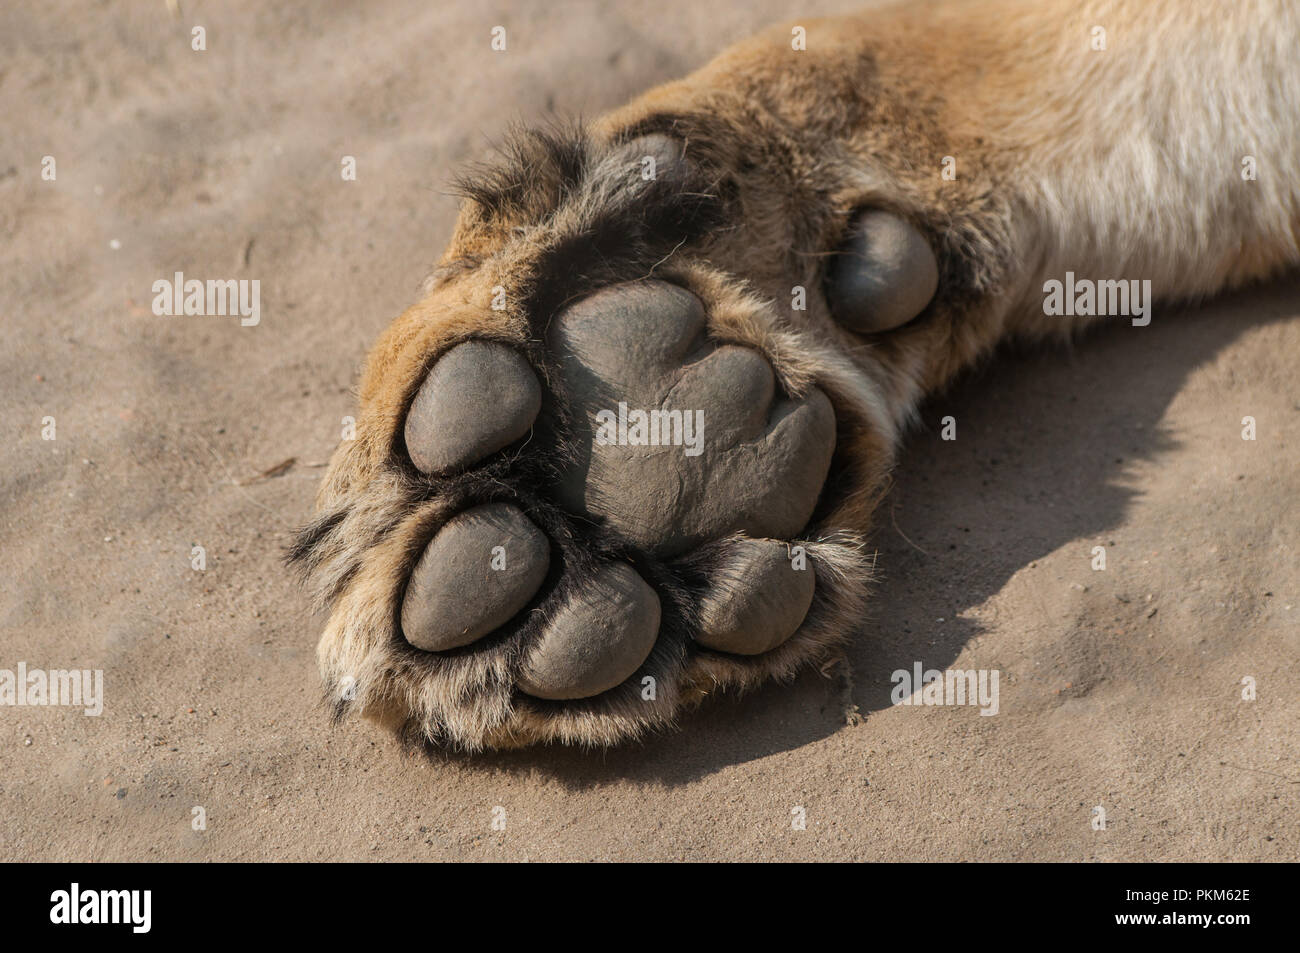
293,0,1300,750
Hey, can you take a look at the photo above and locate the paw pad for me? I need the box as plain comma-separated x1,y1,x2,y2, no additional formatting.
550,280,836,556
695,538,816,655
404,340,542,474
517,562,660,700
825,209,938,333
400,502,549,651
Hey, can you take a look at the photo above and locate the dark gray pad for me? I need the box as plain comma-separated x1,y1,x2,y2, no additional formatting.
405,340,542,474
517,562,660,700
825,209,938,333
695,538,816,655
401,503,549,651
549,280,836,556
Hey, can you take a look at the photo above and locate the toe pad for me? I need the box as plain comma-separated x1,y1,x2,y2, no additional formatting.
401,503,550,651
518,563,660,700
695,539,815,654
825,209,938,333
404,341,542,474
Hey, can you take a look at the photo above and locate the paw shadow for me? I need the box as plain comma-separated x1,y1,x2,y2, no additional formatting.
439,274,1298,786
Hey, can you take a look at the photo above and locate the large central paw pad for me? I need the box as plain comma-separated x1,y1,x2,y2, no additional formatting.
551,281,837,555
391,279,840,706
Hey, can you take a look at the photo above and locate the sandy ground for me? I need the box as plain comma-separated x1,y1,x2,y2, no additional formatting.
2,0,1296,862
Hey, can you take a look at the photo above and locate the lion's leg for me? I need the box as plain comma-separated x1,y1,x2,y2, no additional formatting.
602,0,1300,392
292,0,1299,749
